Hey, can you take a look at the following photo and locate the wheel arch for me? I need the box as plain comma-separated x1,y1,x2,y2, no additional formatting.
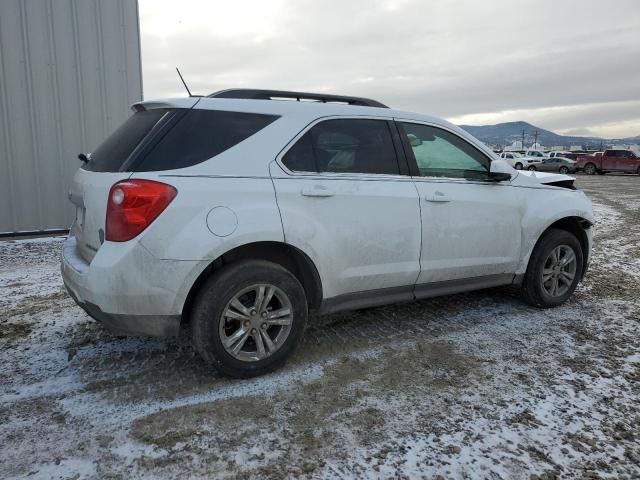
180,241,323,327
521,216,592,282
583,161,598,174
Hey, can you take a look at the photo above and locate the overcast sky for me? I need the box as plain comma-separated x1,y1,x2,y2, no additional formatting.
139,0,640,138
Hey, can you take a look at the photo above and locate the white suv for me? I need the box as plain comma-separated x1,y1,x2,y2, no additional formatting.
499,151,543,170
61,89,594,377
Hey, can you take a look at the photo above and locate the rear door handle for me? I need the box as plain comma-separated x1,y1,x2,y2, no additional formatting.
425,191,451,202
301,185,335,197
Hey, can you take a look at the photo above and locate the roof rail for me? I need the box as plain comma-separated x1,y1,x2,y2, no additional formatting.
207,89,388,108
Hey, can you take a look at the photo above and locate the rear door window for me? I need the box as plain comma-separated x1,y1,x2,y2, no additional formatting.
282,118,400,175
83,109,169,172
281,133,316,172
134,110,279,171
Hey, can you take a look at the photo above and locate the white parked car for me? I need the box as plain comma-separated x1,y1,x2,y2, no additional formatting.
525,150,548,158
498,151,543,170
548,151,572,159
61,89,594,377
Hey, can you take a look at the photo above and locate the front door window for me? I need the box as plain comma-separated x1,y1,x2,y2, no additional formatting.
396,123,489,179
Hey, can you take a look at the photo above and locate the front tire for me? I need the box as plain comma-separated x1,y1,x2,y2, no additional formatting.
527,165,537,171
521,229,583,308
515,162,523,170
559,166,569,174
583,163,597,175
191,260,308,378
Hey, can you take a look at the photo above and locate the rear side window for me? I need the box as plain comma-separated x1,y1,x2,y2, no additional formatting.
134,110,279,171
83,109,168,172
607,150,630,158
282,119,399,175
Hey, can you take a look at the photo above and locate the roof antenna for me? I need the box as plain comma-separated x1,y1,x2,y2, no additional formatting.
176,67,193,97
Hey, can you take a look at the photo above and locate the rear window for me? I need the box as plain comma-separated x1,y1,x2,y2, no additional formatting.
83,109,168,172
83,109,279,172
133,110,279,172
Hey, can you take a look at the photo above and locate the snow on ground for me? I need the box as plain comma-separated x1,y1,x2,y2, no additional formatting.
1,175,639,479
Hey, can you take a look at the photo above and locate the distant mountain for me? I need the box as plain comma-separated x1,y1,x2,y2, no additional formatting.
458,121,639,149
619,134,640,144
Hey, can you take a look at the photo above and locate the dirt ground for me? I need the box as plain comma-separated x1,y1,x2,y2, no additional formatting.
1,174,639,479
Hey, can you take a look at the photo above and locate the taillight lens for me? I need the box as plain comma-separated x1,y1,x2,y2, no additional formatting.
106,179,177,242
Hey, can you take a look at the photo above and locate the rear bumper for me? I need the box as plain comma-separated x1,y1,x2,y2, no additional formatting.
63,283,180,336
61,235,203,337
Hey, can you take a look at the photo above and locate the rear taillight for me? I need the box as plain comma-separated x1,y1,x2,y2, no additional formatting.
106,179,177,242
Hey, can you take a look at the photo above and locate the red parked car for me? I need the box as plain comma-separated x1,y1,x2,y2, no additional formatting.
576,149,640,175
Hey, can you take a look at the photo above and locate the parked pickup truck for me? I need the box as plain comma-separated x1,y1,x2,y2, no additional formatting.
576,149,640,175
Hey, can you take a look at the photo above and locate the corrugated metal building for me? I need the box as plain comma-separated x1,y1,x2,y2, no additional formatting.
0,0,142,234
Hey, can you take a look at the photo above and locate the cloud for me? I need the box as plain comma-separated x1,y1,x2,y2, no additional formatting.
139,0,640,138
557,127,596,137
450,100,640,139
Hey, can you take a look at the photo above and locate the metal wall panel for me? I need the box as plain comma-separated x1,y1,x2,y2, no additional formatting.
0,0,142,233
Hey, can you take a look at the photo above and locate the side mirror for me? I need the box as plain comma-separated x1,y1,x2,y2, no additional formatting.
464,160,513,182
463,169,512,182
487,171,512,182
407,134,422,147
489,159,513,181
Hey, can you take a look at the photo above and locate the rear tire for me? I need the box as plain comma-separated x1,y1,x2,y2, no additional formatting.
521,229,583,308
527,165,537,171
191,260,308,378
559,166,569,174
515,162,523,170
583,163,597,175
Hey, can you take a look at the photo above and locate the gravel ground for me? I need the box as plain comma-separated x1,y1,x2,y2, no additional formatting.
1,174,639,479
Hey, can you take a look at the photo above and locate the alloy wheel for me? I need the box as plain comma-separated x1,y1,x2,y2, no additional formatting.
219,284,293,362
541,245,577,297
559,166,569,174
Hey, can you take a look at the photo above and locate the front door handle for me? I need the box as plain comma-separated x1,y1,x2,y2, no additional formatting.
301,185,335,197
425,191,451,202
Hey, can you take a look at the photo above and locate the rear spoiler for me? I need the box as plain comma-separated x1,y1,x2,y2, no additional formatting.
130,97,200,112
